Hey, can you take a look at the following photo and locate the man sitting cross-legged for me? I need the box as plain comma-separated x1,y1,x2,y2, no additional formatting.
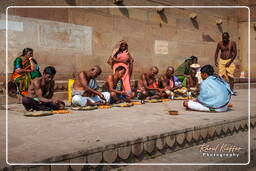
22,66,65,111
137,66,165,101
185,68,199,97
183,65,232,112
159,66,182,98
72,65,111,106
103,66,132,104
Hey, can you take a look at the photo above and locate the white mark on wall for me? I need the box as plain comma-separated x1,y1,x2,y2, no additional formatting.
0,20,23,32
154,40,169,55
39,22,92,55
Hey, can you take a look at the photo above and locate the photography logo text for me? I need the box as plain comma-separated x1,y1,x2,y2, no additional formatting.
199,143,245,158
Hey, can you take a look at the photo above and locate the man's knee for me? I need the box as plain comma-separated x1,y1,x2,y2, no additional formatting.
102,92,111,103
183,100,189,108
72,95,87,106
110,92,117,98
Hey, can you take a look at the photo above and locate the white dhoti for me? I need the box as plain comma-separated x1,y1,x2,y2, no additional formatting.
72,92,111,106
187,100,228,112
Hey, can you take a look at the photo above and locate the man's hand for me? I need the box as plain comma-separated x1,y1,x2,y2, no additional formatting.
53,99,61,104
29,57,33,61
98,92,106,101
215,61,218,67
121,91,128,96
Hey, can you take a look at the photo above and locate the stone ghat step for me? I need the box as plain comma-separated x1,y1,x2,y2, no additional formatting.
2,116,255,171
118,129,256,171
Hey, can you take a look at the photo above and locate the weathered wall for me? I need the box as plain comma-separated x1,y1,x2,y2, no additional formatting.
0,0,251,81
238,0,256,79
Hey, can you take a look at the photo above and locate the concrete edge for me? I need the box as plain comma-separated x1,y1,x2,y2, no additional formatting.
1,116,255,171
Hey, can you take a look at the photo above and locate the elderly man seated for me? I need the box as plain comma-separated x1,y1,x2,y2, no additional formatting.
183,65,232,112
71,65,111,106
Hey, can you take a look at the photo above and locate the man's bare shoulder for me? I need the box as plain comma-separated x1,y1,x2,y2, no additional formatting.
30,77,42,88
217,41,222,46
231,40,236,45
31,77,42,84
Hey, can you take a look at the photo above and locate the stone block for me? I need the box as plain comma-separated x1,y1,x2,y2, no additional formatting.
70,156,86,171
143,140,156,154
103,149,118,163
222,124,229,134
200,128,208,139
29,166,50,171
118,145,131,160
113,16,146,38
87,152,102,164
228,122,235,132
156,137,166,150
51,165,69,171
192,129,200,141
185,131,193,143
131,143,143,157
14,8,69,23
129,8,148,21
69,9,114,32
165,135,175,148
176,133,185,145
207,127,216,138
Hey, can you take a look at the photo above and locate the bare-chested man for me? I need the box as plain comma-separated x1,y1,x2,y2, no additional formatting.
159,66,182,98
72,65,111,106
215,32,237,92
137,66,165,100
22,66,65,111
103,66,131,103
186,68,199,97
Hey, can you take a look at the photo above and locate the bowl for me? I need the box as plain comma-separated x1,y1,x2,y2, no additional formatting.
168,110,178,115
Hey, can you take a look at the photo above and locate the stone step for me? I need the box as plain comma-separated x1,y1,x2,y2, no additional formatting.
117,128,256,171
2,116,255,171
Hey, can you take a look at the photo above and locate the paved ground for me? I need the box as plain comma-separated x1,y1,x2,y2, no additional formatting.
115,129,256,171
0,89,255,167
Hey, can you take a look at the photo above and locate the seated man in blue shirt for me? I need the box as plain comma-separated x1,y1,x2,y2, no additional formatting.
183,64,232,112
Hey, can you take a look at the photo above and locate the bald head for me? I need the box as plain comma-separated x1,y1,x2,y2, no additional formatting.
149,66,159,77
88,65,102,78
166,66,174,76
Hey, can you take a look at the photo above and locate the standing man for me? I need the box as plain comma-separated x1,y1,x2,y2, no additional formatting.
215,32,237,92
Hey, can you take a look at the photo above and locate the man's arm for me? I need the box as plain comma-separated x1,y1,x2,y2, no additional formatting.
214,42,221,67
230,41,237,63
79,72,100,96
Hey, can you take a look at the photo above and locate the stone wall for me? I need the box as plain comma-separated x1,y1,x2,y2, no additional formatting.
0,0,253,80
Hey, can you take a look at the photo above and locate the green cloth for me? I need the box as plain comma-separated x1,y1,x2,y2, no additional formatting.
176,76,187,87
174,61,191,76
115,79,123,91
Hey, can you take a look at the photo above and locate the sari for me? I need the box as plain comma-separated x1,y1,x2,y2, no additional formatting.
11,57,41,94
108,40,133,93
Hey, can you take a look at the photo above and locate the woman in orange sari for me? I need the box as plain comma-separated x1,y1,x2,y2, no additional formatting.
107,40,134,94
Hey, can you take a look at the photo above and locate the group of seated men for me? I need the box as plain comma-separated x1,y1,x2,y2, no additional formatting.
22,62,232,113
